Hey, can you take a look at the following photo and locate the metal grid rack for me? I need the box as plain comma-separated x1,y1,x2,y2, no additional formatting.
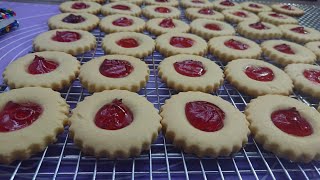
1,1,320,179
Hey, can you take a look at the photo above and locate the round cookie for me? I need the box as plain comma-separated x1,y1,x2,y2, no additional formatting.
99,14,145,33
237,21,282,40
60,1,101,15
101,2,142,16
155,32,207,57
225,59,293,97
69,90,161,159
185,7,224,21
212,0,242,12
180,0,214,9
144,0,179,7
258,12,298,26
245,95,320,163
101,32,155,58
142,5,181,19
305,41,320,60
261,40,317,66
79,55,149,92
73,0,106,4
160,91,250,157
222,9,259,24
33,29,96,56
271,4,304,17
110,0,143,6
190,19,235,40
208,36,262,62
279,24,320,44
48,13,99,31
240,1,272,13
146,18,190,36
158,54,224,92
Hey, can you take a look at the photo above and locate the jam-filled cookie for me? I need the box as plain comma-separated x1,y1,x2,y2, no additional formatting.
160,91,250,157
99,14,145,33
73,0,106,4
240,1,271,14
60,1,101,14
271,4,304,17
212,0,242,12
185,7,224,21
101,2,142,16
146,18,189,36
69,90,161,159
180,0,214,9
142,5,181,19
305,41,320,60
237,21,282,40
144,0,179,7
110,0,143,6
279,24,320,44
258,12,298,25
222,9,259,24
48,13,99,31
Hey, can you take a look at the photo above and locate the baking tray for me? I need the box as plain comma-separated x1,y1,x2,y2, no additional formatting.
1,0,320,179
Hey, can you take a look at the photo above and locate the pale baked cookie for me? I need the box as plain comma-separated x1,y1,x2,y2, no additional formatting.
190,19,235,40
240,1,271,14
33,29,96,56
3,52,80,91
0,87,69,164
208,36,261,62
212,0,242,12
279,24,320,44
146,18,189,36
237,21,282,40
79,55,149,92
271,4,304,17
158,54,224,92
261,40,317,66
144,0,179,7
69,90,161,159
180,0,214,9
73,0,106,4
225,59,293,97
258,12,298,26
245,95,320,163
222,9,259,24
185,8,224,21
101,2,142,16
160,91,250,157
48,13,99,31
110,0,143,6
305,41,320,60
102,32,155,58
155,32,207,57
142,5,180,19
60,1,101,15
99,14,145,33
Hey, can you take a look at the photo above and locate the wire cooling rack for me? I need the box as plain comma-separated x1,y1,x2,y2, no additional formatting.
1,1,320,180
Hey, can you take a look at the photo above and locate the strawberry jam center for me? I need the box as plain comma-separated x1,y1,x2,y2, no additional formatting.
71,2,89,9
99,59,133,78
52,31,81,42
269,13,286,19
185,101,225,132
117,38,139,48
271,107,313,137
274,44,295,54
112,5,130,10
159,18,175,28
62,14,85,24
170,37,194,48
303,69,320,84
245,66,274,81
156,0,168,2
112,17,133,27
249,3,261,8
291,27,309,34
281,5,294,10
174,60,206,77
224,39,249,50
155,7,171,13
249,22,270,30
198,8,214,15
95,99,133,130
220,0,234,6
233,11,247,17
0,101,43,132
204,23,221,31
28,55,59,75
192,0,204,3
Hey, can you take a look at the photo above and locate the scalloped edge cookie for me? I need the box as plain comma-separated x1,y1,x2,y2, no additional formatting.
146,18,190,36
258,12,298,25
185,7,225,21
305,41,320,60
144,0,179,7
110,0,144,6
237,21,283,40
99,14,145,33
212,0,242,12
240,1,272,13
142,5,181,19
279,24,320,44
60,1,101,15
222,9,259,24
101,2,142,16
271,3,304,17
48,13,100,31
180,0,214,9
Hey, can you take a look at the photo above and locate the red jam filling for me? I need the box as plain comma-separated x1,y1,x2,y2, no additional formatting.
204,23,221,31
71,2,89,9
198,8,214,15
269,13,286,19
291,27,309,34
303,69,320,84
112,17,133,27
249,22,270,30
249,3,261,8
233,11,247,18
156,0,168,2
116,38,139,48
224,39,249,50
271,107,313,137
185,101,225,132
28,55,59,75
155,7,171,13
274,44,295,54
99,59,133,78
95,99,133,130
220,0,234,6
0,101,43,132
170,37,194,48
192,0,204,3
159,18,175,28
281,5,294,10
245,66,274,81
62,14,85,24
174,60,206,77
112,5,130,10
52,31,81,42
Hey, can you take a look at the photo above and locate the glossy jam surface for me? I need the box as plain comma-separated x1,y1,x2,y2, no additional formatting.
224,39,249,50
174,60,206,77
220,0,234,6
249,22,270,30
52,31,81,42
116,38,139,48
291,27,309,34
95,99,133,130
281,5,294,10
303,69,320,84
204,23,221,31
71,2,89,9
28,55,59,75
170,37,194,48
192,0,204,3
185,101,225,132
249,3,261,8
155,7,171,13
99,59,134,78
198,8,214,15
0,101,43,132
245,66,274,81
269,13,286,19
159,18,175,28
62,14,85,24
271,107,313,137
112,17,133,26
112,5,130,10
274,44,295,54
233,11,247,17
